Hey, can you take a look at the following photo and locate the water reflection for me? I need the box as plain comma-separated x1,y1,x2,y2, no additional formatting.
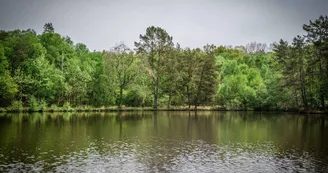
0,111,328,172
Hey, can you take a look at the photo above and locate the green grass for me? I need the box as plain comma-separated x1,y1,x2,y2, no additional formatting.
1,105,327,114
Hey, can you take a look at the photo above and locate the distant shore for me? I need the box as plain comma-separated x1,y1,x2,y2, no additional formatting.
1,106,327,114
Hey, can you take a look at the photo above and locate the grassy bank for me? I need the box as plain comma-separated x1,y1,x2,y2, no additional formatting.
0,105,327,114
0,106,226,113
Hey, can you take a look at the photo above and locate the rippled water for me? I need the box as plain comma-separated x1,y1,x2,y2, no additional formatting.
0,111,327,172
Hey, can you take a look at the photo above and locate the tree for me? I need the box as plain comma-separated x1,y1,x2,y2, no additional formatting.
0,45,18,107
161,44,182,108
4,30,44,75
272,39,290,66
43,23,54,33
291,36,308,110
193,44,218,109
245,42,267,54
216,49,271,109
303,15,328,110
27,54,63,104
65,57,92,106
177,48,202,108
134,26,174,108
40,23,75,70
104,43,140,108
272,40,300,109
0,71,18,107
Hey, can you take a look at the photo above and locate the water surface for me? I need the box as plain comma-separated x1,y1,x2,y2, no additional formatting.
0,111,327,172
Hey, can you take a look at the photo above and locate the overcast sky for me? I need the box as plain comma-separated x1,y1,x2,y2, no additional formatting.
0,0,328,51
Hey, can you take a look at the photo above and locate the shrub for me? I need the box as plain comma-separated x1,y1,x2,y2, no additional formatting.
39,99,47,111
50,104,58,111
0,107,6,112
9,100,24,112
63,102,71,110
29,96,39,112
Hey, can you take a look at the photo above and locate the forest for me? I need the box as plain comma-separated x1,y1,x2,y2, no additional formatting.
0,16,327,112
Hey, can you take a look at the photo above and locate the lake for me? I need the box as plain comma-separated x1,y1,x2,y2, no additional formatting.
0,111,327,172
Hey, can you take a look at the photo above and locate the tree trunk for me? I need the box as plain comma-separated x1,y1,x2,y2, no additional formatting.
194,100,198,110
187,85,191,109
320,88,325,110
167,91,171,109
154,84,158,109
118,86,123,109
153,55,160,109
301,87,308,110
300,71,308,110
309,72,314,109
195,61,207,110
319,59,325,110
294,89,299,108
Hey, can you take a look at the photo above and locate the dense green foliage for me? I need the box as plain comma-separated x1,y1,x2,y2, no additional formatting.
0,16,327,111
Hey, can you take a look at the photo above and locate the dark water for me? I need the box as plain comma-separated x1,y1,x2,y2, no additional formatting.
0,111,328,172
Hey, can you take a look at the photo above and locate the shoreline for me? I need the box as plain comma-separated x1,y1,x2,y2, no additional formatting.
1,107,327,114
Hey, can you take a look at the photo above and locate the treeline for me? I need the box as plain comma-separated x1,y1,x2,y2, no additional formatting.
0,16,327,112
